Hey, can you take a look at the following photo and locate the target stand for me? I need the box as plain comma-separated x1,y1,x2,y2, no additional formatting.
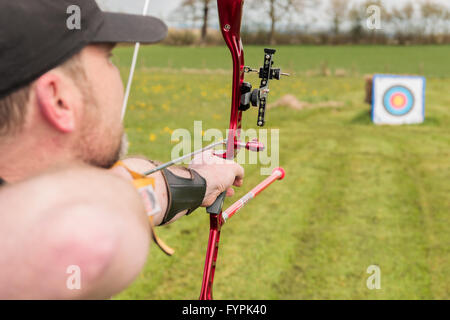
371,74,426,125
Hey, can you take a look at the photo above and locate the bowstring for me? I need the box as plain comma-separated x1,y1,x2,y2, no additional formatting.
121,0,151,121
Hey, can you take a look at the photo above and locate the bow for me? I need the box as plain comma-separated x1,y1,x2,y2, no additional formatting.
120,0,287,300
199,0,287,300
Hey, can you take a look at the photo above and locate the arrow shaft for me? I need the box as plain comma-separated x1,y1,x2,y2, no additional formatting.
143,140,226,176
222,168,285,221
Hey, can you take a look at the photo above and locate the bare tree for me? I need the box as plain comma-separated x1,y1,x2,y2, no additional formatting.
420,0,449,36
329,0,348,35
173,0,216,43
248,0,309,45
348,4,365,40
387,2,416,36
168,1,195,28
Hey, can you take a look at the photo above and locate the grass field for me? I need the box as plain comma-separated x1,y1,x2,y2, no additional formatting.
113,45,449,300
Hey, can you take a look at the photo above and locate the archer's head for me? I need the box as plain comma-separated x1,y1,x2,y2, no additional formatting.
0,0,167,181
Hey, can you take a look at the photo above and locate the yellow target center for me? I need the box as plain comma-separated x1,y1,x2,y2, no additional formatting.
393,95,405,107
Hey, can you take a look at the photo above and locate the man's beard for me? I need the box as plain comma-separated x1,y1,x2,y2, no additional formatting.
80,131,129,169
74,82,130,169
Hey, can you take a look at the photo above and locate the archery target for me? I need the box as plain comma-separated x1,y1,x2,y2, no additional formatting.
372,75,425,125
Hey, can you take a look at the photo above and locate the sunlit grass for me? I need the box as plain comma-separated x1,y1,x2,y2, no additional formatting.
113,45,449,300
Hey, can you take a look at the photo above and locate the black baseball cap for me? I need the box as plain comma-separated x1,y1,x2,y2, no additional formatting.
0,0,168,98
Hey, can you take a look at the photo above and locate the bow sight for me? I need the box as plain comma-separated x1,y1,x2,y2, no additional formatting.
240,48,289,127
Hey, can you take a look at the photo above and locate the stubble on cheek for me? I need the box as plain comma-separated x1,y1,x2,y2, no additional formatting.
75,109,125,169
76,46,127,169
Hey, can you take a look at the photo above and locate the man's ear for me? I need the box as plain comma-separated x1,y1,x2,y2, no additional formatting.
35,72,77,133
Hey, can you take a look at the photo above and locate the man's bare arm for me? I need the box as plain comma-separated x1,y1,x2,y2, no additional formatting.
0,165,150,299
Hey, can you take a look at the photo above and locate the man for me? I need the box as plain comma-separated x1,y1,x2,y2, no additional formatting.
0,0,244,299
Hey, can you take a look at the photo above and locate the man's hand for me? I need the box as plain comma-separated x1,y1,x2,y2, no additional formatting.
108,153,244,225
189,150,244,207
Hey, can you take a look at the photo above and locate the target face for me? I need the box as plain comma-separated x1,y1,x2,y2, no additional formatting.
372,75,425,125
383,86,414,116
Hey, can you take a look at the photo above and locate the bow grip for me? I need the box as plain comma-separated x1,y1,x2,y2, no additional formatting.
206,191,227,214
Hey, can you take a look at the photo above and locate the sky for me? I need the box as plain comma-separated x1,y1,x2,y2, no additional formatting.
96,0,181,19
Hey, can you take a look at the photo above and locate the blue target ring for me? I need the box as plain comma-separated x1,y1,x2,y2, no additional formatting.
383,86,414,116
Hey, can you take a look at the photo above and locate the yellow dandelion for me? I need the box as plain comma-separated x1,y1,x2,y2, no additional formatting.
149,133,157,142
151,84,163,94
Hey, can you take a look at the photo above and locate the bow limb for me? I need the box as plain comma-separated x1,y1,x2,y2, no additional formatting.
217,0,245,159
200,0,245,301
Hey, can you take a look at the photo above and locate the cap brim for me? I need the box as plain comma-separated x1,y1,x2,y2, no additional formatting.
92,12,168,44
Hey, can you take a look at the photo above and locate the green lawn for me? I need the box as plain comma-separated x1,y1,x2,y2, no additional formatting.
114,45,449,300
114,45,450,77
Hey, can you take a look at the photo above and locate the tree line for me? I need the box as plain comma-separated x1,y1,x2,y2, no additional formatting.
165,0,450,45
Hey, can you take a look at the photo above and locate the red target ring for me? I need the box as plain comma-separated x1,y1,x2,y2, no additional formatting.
383,86,415,116
389,92,407,109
